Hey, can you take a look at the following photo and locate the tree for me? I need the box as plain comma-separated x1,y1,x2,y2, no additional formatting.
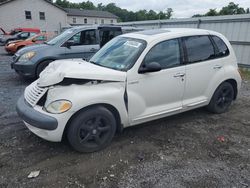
219,2,245,15
192,2,248,17
205,9,217,16
54,0,173,22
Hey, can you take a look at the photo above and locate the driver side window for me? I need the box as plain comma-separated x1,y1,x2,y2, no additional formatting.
20,32,29,38
144,39,181,69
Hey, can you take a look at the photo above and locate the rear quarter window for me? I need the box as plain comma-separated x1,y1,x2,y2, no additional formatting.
211,36,230,57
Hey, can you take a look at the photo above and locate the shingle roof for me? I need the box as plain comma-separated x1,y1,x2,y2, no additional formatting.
0,0,66,12
65,8,118,19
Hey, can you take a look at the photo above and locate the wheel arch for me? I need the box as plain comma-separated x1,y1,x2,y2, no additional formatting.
211,78,238,101
224,79,238,100
35,58,56,77
62,103,123,140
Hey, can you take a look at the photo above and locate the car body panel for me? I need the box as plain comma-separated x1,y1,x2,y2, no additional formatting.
16,28,242,143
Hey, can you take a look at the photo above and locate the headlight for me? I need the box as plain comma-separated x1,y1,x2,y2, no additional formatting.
8,43,15,47
18,51,36,62
44,100,72,114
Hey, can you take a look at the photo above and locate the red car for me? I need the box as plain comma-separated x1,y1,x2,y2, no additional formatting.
5,33,53,54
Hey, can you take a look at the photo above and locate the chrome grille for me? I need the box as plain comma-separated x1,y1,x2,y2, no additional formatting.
24,81,48,107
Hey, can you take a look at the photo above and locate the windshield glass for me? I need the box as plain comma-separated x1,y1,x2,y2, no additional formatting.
46,29,74,45
90,37,146,71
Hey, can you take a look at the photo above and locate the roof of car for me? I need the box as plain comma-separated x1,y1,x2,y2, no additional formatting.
122,28,212,42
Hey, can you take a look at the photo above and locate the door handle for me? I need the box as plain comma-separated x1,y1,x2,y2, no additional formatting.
90,48,97,52
174,73,185,78
213,65,222,69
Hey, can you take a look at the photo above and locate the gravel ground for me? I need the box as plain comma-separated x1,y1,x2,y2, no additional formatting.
0,46,249,188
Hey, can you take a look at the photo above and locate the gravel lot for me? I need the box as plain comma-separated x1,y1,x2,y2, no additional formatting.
0,46,249,188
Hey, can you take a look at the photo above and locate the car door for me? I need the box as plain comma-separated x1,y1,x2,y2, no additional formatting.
182,35,225,108
63,29,100,60
99,27,122,47
127,38,186,125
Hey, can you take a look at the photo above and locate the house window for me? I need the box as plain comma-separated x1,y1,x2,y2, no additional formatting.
101,19,104,24
73,18,76,24
39,12,45,20
110,20,113,24
25,11,32,20
84,18,87,24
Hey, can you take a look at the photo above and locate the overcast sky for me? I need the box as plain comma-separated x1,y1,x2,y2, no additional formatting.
70,0,250,18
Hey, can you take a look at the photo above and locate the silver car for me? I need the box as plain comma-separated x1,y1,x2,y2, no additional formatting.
11,25,142,79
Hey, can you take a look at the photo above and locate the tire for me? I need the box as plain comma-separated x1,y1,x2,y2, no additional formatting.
36,60,53,78
67,106,117,153
207,82,234,114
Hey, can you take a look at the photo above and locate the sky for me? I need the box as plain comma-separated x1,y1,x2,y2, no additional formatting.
70,0,250,18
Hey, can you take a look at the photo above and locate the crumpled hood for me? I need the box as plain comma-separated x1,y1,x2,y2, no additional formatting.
37,59,127,87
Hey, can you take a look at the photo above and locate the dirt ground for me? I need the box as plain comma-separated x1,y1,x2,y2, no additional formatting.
0,46,249,188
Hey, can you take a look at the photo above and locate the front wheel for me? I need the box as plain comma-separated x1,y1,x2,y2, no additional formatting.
36,60,53,78
207,82,234,114
67,106,117,153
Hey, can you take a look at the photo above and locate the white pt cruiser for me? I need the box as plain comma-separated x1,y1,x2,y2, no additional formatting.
17,28,242,152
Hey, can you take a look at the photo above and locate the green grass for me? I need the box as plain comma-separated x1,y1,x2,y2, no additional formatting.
240,68,250,80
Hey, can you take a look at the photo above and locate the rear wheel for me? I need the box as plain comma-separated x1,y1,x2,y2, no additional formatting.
207,82,234,114
36,60,53,78
67,106,117,153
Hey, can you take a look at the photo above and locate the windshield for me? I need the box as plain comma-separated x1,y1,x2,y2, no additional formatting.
90,37,146,71
46,29,74,45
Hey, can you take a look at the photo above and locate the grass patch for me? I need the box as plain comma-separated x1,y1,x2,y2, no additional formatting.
240,68,250,80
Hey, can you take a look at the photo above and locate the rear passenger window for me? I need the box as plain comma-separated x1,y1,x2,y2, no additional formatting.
144,39,181,69
212,36,229,57
184,36,215,64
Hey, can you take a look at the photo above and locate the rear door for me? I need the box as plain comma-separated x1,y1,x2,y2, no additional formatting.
62,29,100,60
182,35,224,108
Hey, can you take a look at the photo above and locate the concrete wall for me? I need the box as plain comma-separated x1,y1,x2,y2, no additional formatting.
0,0,68,33
117,14,250,66
67,16,117,25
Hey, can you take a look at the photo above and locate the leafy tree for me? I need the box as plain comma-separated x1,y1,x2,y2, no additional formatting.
219,2,245,15
54,0,173,22
205,9,217,16
192,2,249,17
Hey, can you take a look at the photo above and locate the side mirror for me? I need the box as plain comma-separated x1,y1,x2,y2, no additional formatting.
32,38,36,42
138,62,162,74
64,39,75,49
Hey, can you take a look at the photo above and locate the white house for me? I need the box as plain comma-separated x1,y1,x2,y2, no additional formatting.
65,8,118,26
0,0,119,34
0,0,68,34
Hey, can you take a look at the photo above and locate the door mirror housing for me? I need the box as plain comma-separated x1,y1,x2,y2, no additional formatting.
138,62,162,74
64,39,75,49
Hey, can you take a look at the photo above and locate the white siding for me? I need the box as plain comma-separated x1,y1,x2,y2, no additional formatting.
67,16,117,25
0,0,68,33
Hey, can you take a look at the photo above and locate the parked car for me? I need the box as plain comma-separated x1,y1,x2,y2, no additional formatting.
5,33,53,54
11,25,142,79
16,28,242,152
0,27,40,36
0,30,40,45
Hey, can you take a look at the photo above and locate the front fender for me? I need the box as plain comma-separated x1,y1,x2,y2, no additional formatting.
45,81,129,127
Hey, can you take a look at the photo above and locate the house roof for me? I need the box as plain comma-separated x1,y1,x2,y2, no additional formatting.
0,0,66,12
65,8,118,19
